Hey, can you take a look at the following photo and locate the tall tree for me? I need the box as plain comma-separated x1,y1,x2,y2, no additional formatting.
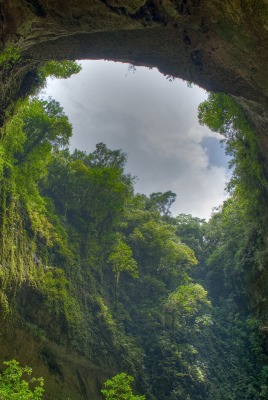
146,191,176,216
101,373,145,400
14,98,72,166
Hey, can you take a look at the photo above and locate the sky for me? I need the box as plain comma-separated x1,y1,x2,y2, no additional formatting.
44,60,230,220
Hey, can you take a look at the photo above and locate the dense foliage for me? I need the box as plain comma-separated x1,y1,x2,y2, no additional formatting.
101,373,145,400
0,86,268,399
0,360,44,399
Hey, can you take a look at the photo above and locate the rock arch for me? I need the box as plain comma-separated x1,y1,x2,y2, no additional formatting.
0,0,267,119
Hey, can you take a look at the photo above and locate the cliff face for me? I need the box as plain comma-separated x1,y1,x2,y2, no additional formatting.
0,1,267,110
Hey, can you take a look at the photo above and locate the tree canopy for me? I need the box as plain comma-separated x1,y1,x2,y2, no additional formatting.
0,82,267,400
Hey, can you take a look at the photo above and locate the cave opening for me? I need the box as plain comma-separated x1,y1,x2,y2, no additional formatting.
43,59,230,219
0,3,267,399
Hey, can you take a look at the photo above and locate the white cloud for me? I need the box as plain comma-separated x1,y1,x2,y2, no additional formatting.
44,60,230,219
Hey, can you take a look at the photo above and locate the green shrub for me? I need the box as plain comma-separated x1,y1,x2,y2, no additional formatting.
101,372,145,400
0,359,44,399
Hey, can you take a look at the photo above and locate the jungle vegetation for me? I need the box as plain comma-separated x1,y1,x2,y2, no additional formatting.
0,64,268,399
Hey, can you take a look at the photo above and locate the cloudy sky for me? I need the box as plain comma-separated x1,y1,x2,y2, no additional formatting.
44,60,230,220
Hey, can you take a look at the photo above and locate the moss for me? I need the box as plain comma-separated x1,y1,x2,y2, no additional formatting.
40,268,83,327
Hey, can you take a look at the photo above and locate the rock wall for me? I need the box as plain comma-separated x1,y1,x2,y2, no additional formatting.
0,1,267,115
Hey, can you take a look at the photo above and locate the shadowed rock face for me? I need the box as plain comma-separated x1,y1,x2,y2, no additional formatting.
0,0,267,113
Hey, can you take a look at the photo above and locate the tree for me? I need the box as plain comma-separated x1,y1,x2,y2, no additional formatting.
198,93,267,202
101,373,145,400
34,60,82,94
14,98,72,165
71,143,127,171
109,239,138,294
0,360,44,399
38,60,82,80
198,93,242,139
175,214,207,278
165,283,211,335
70,143,134,189
165,283,211,328
90,142,127,171
127,217,197,287
146,191,176,216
